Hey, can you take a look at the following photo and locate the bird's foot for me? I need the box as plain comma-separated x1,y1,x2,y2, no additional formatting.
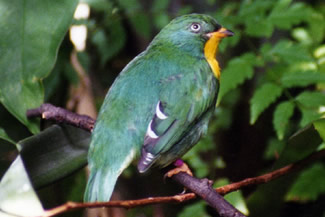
164,159,193,194
164,159,193,178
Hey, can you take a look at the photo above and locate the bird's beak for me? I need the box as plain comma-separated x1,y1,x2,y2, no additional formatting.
206,27,234,39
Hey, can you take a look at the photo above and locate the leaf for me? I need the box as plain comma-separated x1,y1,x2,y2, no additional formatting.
313,119,325,142
18,125,90,189
248,122,323,217
250,83,283,124
153,13,170,29
0,156,44,217
178,201,209,217
129,13,152,39
91,22,126,66
219,53,256,101
214,179,249,215
299,107,323,127
269,40,313,64
0,128,15,145
0,0,78,134
152,0,170,12
296,91,325,108
281,71,325,88
273,101,295,140
268,0,308,30
238,0,274,37
306,9,325,43
263,138,285,160
286,163,325,201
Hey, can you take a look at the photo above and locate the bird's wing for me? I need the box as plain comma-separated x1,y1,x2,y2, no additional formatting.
137,72,216,172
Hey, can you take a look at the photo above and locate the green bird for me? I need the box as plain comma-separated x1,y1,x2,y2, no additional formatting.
84,13,233,202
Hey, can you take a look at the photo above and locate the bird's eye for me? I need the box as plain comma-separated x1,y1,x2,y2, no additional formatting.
190,23,201,33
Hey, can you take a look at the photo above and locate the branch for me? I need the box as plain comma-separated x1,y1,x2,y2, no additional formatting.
172,173,246,217
27,104,325,217
41,149,325,217
27,103,95,132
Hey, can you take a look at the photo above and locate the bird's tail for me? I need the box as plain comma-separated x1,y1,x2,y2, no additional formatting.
84,168,119,202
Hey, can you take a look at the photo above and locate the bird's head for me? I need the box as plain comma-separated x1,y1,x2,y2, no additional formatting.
150,14,234,58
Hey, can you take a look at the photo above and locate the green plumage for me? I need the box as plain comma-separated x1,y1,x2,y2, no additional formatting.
84,14,229,202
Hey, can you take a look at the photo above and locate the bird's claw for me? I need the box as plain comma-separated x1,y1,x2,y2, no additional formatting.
164,160,193,179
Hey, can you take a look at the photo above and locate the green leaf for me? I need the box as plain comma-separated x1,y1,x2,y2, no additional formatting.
273,101,295,140
0,128,15,145
268,0,307,30
153,13,170,29
214,179,249,215
248,122,322,217
306,9,325,43
286,163,325,201
238,0,274,37
152,0,170,12
178,201,209,217
18,125,90,189
129,13,152,39
91,21,126,66
313,119,325,142
281,71,325,88
0,156,44,217
263,138,285,160
296,91,325,108
250,83,283,124
82,0,113,12
0,0,78,134
219,53,256,101
269,40,313,64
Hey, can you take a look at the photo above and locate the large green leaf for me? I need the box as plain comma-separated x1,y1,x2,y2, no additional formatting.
0,156,44,217
18,125,90,189
250,83,283,124
0,0,78,134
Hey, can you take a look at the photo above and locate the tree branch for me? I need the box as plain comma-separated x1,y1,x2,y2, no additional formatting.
172,173,246,217
27,103,95,132
27,104,325,217
41,149,325,217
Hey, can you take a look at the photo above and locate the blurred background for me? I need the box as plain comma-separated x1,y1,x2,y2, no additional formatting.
0,0,325,216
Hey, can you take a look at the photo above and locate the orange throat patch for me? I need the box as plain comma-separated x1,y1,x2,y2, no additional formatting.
204,34,221,80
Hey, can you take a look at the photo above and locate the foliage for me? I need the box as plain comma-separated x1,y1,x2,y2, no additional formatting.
0,0,324,217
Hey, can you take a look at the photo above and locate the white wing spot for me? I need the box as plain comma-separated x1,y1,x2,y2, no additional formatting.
143,153,155,165
156,101,168,120
146,120,158,139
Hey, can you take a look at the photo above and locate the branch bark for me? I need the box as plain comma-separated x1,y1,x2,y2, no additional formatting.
27,104,325,217
27,103,95,132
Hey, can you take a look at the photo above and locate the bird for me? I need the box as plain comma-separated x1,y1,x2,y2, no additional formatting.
84,13,234,202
